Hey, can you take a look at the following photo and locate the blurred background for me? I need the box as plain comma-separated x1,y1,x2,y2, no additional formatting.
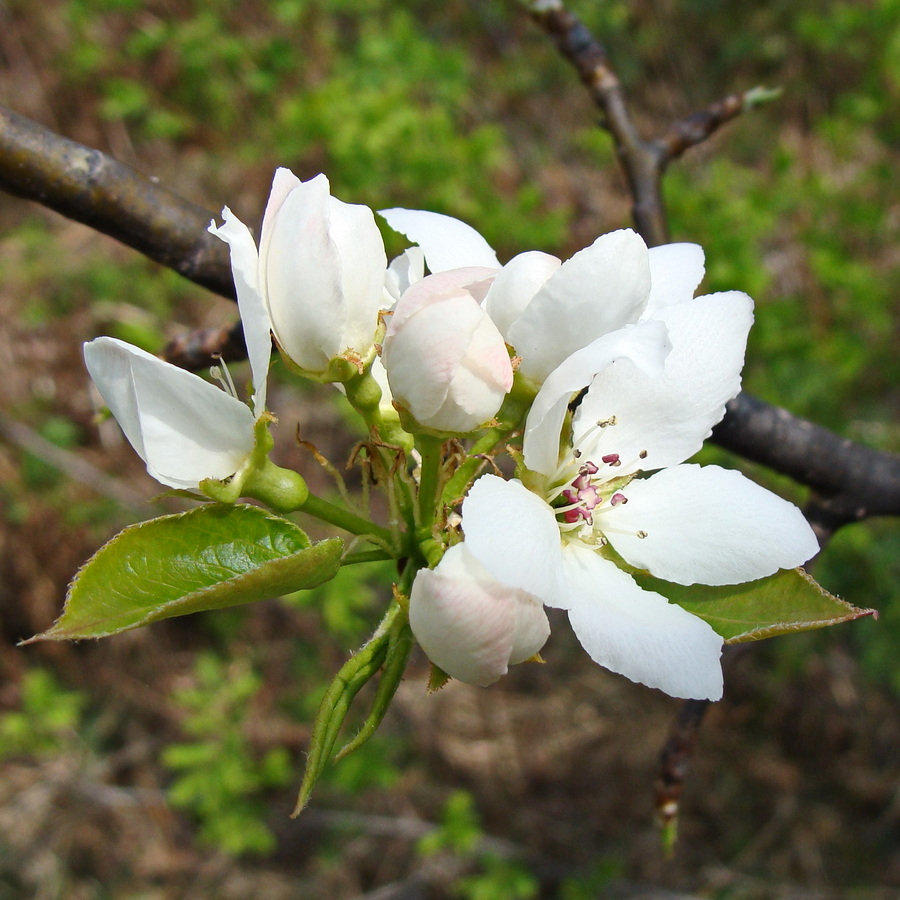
0,1,898,896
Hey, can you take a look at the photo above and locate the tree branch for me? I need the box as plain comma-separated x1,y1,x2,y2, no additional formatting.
0,104,235,299
528,0,669,246
712,393,900,539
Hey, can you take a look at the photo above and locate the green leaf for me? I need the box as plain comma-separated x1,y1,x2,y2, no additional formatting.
29,505,343,641
632,567,876,644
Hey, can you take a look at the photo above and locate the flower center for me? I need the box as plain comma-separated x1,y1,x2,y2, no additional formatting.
547,417,648,548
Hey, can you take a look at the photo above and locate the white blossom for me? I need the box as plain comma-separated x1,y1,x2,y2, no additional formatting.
409,289,819,700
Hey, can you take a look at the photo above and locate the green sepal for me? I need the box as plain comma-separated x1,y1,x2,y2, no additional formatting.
292,601,403,817
27,505,342,641
201,417,309,513
335,619,413,762
631,567,876,644
427,664,451,693
279,342,378,385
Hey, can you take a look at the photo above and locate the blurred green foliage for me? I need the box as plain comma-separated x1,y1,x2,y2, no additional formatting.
417,791,540,900
0,669,87,759
161,653,293,856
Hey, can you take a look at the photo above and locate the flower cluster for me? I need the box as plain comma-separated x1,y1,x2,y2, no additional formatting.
84,168,819,705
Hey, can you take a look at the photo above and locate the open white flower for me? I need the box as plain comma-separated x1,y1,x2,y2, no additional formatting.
83,226,272,491
379,207,704,387
409,290,820,699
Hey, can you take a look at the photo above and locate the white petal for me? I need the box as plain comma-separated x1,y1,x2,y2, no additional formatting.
263,174,349,370
409,544,547,686
259,167,303,266
378,207,501,272
607,464,820,585
482,250,560,341
384,247,425,305
643,242,705,317
573,291,753,474
523,321,671,477
326,194,387,354
462,475,566,608
561,545,724,700
507,229,651,383
508,592,552,666
208,208,271,415
84,338,255,489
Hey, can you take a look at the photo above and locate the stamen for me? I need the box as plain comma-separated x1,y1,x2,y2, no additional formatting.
210,359,240,400
609,492,628,506
601,453,621,466
636,530,648,539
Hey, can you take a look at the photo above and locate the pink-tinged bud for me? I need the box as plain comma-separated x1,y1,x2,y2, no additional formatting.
259,170,387,378
409,544,549,687
381,268,514,434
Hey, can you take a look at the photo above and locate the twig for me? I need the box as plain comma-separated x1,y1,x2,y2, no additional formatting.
657,86,782,168
528,4,781,247
162,319,249,369
0,104,235,299
528,0,669,246
712,393,900,539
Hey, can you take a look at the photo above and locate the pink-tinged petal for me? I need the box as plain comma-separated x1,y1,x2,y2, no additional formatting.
607,464,820,585
383,269,509,432
482,250,561,341
523,321,671,477
508,592,552,666
378,207,501,272
382,292,484,421
409,544,548,686
643,242,705,317
388,268,498,331
561,545,724,700
263,175,349,370
326,194,387,353
84,338,255,490
208,208,271,415
508,229,651,383
425,313,513,432
573,291,753,474
462,475,566,608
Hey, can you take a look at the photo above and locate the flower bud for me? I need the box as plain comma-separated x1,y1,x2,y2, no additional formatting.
409,544,549,686
381,268,514,434
259,169,387,378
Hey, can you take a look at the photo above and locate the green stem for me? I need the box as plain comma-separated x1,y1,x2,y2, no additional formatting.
302,493,395,548
341,549,395,566
416,434,443,530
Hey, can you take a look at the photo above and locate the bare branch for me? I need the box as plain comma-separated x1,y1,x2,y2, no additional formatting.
656,86,781,168
712,393,900,537
528,0,669,246
0,104,235,299
162,320,249,369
